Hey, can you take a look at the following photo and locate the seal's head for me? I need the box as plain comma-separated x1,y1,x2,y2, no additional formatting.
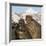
26,15,32,24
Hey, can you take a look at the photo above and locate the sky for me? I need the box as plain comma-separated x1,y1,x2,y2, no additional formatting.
12,6,42,24
12,6,41,14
